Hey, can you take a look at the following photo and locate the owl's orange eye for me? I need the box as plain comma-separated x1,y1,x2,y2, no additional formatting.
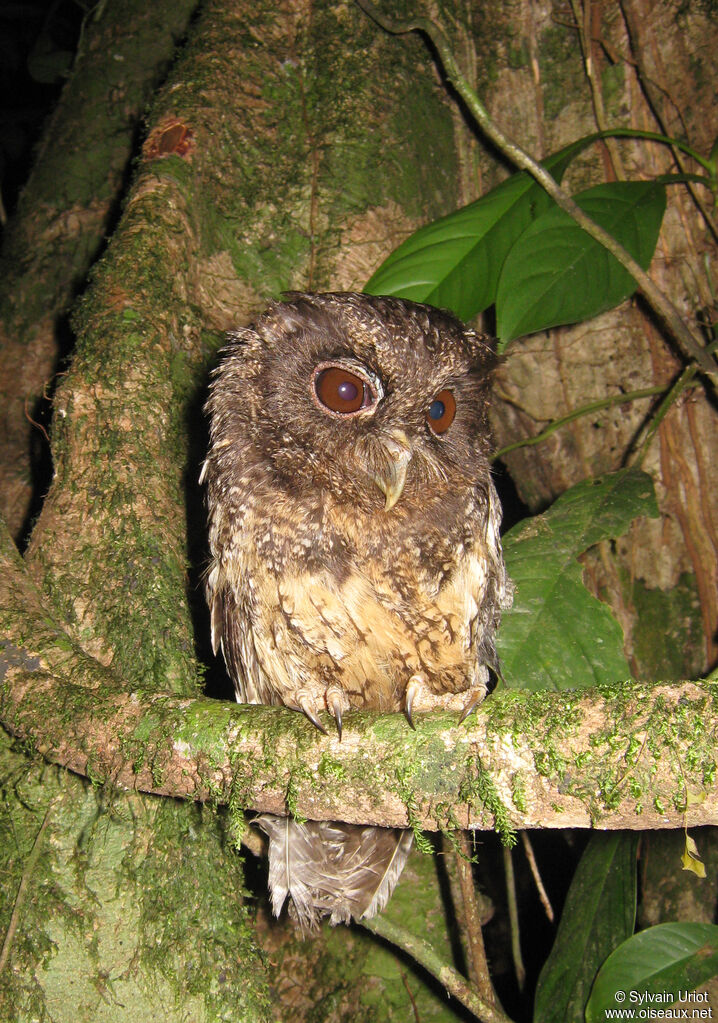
426,389,456,434
314,366,375,415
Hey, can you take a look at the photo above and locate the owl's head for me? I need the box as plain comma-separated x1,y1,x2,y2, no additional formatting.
207,292,496,515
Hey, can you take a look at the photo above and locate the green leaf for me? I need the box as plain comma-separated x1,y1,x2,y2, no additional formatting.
534,833,638,1023
496,180,667,342
363,137,598,321
497,468,659,691
585,923,718,1023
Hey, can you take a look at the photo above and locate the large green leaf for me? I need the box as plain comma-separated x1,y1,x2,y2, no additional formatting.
363,137,597,321
496,180,666,342
534,833,638,1023
497,468,659,691
586,923,718,1023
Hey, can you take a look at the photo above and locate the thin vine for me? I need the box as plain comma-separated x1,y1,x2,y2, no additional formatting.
355,0,718,391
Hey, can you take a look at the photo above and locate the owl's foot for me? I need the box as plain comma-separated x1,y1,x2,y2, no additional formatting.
459,692,483,723
404,674,488,727
405,674,455,728
295,687,349,740
404,675,423,729
460,667,492,722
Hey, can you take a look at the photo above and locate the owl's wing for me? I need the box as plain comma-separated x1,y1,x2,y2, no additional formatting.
476,479,514,669
208,572,267,705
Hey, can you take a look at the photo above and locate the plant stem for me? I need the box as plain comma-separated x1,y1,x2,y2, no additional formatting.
630,337,718,466
355,0,718,390
520,831,554,922
360,913,517,1023
503,846,526,991
492,385,666,460
596,128,714,174
456,830,499,1005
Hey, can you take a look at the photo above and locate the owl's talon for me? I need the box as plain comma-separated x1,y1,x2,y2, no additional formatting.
459,695,481,724
327,694,344,740
405,676,422,730
298,694,328,735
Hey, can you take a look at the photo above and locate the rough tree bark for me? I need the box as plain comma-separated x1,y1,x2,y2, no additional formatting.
0,0,199,541
483,0,718,680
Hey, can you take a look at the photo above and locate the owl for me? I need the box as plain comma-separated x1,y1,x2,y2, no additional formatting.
201,292,511,929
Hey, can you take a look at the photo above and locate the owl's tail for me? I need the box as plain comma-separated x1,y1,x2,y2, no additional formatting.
255,814,413,931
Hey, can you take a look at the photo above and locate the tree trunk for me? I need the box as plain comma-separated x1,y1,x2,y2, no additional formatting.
0,0,199,541
481,0,717,680
0,0,483,1019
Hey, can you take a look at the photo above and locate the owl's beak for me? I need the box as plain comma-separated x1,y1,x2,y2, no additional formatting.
371,430,412,511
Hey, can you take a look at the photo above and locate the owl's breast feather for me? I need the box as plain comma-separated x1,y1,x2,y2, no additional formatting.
222,486,495,714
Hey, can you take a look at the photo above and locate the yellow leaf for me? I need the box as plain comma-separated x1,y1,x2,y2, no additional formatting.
682,834,706,877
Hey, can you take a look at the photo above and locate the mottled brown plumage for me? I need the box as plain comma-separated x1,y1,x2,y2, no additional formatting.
202,292,511,929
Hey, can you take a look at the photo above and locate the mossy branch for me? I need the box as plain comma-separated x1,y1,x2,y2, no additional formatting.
2,663,715,832
1,525,717,832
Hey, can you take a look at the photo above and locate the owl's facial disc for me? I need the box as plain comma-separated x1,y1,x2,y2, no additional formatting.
310,360,412,510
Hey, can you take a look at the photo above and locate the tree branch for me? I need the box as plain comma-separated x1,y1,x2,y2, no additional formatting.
1,646,715,833
361,915,515,1023
2,509,717,834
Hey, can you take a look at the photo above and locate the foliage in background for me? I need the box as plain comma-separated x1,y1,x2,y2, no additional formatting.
363,77,718,1021
498,469,657,691
534,833,638,1023
586,923,718,1022
364,129,714,343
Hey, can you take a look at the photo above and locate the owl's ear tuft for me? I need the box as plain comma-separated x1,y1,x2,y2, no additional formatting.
217,328,267,379
464,329,497,366
225,327,265,354
264,294,340,345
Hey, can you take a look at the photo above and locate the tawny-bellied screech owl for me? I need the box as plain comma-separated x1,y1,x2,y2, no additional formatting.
202,292,512,929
